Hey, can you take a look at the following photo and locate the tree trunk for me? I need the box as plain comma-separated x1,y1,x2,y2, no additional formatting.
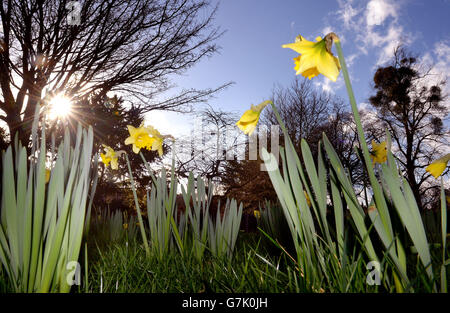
406,164,423,210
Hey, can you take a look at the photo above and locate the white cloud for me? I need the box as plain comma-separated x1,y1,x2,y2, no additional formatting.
337,0,361,30
314,78,333,93
320,1,418,91
345,53,359,67
334,0,407,69
314,75,345,94
145,110,192,138
365,0,398,27
434,41,450,65
358,102,370,110
322,26,333,37
334,0,414,68
363,24,412,66
363,0,410,66
420,40,450,95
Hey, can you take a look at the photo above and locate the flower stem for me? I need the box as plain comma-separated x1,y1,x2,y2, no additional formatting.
125,153,150,257
334,39,413,284
270,101,288,135
334,41,368,156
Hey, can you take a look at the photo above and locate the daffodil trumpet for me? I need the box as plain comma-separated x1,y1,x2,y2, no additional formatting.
370,140,388,166
100,144,126,170
236,100,272,135
282,32,341,82
426,153,450,179
125,123,173,156
124,124,155,154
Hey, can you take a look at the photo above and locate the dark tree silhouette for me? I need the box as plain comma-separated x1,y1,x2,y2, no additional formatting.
221,78,364,210
174,105,240,188
46,94,162,186
366,46,448,209
0,0,228,147
44,93,166,214
263,78,363,190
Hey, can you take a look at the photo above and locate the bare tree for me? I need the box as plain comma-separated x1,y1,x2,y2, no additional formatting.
0,0,228,146
263,78,331,154
262,78,363,187
366,46,449,209
221,78,364,210
174,105,241,190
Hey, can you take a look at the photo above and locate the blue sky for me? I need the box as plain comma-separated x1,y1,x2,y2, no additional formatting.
146,0,450,136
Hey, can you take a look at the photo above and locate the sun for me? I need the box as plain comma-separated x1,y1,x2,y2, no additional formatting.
48,93,72,120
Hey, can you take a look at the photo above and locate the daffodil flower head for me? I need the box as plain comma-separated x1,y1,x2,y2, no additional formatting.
236,100,272,135
370,140,387,165
100,144,125,170
282,33,341,82
254,210,261,219
426,153,450,179
149,127,164,156
145,125,174,157
125,124,155,154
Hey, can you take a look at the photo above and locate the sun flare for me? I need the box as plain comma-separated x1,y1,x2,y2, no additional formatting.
48,94,72,120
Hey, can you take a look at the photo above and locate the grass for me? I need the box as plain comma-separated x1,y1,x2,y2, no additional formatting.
83,233,299,293
0,207,447,293
75,227,387,293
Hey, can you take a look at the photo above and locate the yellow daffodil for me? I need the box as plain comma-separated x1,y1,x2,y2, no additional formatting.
236,100,272,135
282,34,341,82
254,210,261,219
426,153,450,178
146,126,174,157
100,144,125,170
151,134,164,156
123,223,128,230
45,169,51,183
153,126,175,156
125,124,155,154
370,140,387,165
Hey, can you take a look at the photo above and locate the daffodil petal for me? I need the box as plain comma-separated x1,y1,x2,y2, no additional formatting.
253,100,272,112
238,109,259,123
244,123,257,135
316,50,340,82
282,38,316,54
426,162,447,179
296,54,318,74
127,125,137,136
426,153,450,178
125,136,134,145
132,144,140,154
